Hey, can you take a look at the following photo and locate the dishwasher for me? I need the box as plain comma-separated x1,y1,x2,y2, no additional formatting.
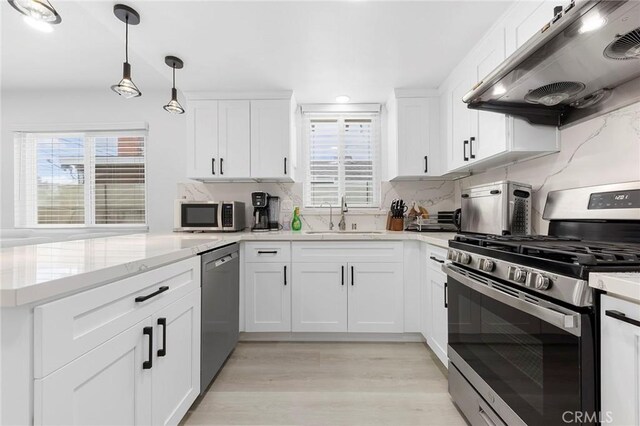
200,243,239,394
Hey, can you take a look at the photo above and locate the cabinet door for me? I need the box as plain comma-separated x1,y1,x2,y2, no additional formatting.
245,262,291,332
186,101,218,179
218,100,251,178
449,71,473,171
397,98,431,176
505,0,558,54
292,262,347,332
348,262,404,333
601,295,640,426
35,319,153,426
472,27,507,162
428,269,448,366
152,290,201,426
250,100,291,179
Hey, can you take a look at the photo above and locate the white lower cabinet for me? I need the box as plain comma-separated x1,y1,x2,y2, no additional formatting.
35,318,153,426
422,245,449,367
292,262,347,332
600,294,640,425
245,262,291,332
348,262,404,333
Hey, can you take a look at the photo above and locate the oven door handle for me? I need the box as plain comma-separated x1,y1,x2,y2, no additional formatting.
443,264,582,337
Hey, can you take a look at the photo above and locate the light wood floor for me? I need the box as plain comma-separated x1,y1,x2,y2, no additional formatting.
181,342,466,425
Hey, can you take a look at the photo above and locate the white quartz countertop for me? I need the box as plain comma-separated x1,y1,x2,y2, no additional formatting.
590,272,640,303
0,230,454,307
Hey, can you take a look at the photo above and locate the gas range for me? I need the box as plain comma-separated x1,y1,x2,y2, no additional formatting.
447,234,640,307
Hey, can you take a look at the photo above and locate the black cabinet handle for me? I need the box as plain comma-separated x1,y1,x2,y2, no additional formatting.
220,158,224,175
341,265,345,286
463,140,469,161
284,265,287,285
606,310,640,328
284,157,287,175
211,158,216,175
424,155,428,173
430,256,444,264
257,250,278,254
351,266,354,286
143,326,153,369
157,318,167,357
470,137,476,159
135,286,169,303
444,282,448,308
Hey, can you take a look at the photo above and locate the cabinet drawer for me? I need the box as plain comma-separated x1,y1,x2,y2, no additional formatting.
244,242,291,263
427,245,448,272
34,257,200,378
292,242,403,263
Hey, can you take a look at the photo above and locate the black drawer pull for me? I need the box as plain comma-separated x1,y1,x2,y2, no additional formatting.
341,265,345,286
257,250,278,254
284,157,287,175
444,282,448,308
211,158,216,175
284,265,287,286
157,318,167,357
606,310,640,328
220,158,224,175
424,155,428,173
470,137,476,159
351,266,354,286
143,326,153,369
135,286,169,303
463,140,469,161
430,256,445,264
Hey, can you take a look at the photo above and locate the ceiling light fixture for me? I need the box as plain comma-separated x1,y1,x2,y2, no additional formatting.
335,95,350,103
8,0,61,25
23,15,54,32
111,4,142,99
163,56,185,115
579,13,606,34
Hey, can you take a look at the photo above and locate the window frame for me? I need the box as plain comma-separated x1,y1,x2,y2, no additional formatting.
13,128,148,229
303,112,381,209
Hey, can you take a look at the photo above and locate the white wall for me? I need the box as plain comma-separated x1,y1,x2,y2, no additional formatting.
1,89,187,232
456,102,640,234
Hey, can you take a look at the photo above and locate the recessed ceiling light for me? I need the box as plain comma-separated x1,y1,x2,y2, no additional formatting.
8,0,61,25
335,95,350,103
579,14,606,34
23,15,53,32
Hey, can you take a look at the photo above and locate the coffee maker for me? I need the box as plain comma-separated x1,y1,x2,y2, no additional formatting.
251,192,281,232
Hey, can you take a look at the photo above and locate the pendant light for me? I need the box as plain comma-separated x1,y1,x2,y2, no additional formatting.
111,4,142,99
163,56,185,114
8,0,61,25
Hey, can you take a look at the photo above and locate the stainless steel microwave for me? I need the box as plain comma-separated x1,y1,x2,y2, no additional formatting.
174,200,246,232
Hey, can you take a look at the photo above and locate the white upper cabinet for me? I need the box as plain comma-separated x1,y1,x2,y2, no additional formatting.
442,13,558,174
387,92,443,179
218,100,251,179
250,99,296,181
186,93,296,182
504,0,562,55
186,101,219,179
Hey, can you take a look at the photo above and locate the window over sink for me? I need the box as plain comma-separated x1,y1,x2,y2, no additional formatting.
14,129,147,227
304,112,380,208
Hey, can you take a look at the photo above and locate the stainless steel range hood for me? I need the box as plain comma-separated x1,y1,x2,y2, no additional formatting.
463,0,640,128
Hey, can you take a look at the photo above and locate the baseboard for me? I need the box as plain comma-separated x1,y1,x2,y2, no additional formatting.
239,332,424,342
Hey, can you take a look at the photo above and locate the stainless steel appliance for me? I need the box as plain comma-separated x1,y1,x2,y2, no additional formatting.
268,196,281,231
200,243,239,394
174,200,245,232
444,181,640,426
460,181,532,236
463,0,640,127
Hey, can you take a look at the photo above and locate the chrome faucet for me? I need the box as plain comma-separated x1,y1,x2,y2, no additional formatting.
338,196,348,231
320,203,334,230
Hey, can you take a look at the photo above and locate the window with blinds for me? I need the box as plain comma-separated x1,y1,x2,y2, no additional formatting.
305,113,380,208
14,130,147,227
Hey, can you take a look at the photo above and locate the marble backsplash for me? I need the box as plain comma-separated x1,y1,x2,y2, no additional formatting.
177,180,456,231
455,101,640,234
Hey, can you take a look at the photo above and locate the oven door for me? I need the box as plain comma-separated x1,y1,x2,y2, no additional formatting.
444,264,596,426
180,203,220,230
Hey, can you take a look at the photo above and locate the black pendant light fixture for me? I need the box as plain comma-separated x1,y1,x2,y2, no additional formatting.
111,4,142,99
8,0,61,24
163,56,185,114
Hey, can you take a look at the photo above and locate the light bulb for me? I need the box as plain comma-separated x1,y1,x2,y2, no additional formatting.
23,15,53,32
579,14,606,34
335,95,350,103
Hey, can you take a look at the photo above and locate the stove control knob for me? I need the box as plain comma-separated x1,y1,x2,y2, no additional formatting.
447,249,457,261
535,275,551,290
513,268,527,283
459,252,472,265
480,259,495,272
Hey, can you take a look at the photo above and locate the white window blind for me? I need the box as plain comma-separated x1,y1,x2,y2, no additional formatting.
14,130,147,227
304,113,380,208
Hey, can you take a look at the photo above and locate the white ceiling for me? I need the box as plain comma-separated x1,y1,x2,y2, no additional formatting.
1,0,513,103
